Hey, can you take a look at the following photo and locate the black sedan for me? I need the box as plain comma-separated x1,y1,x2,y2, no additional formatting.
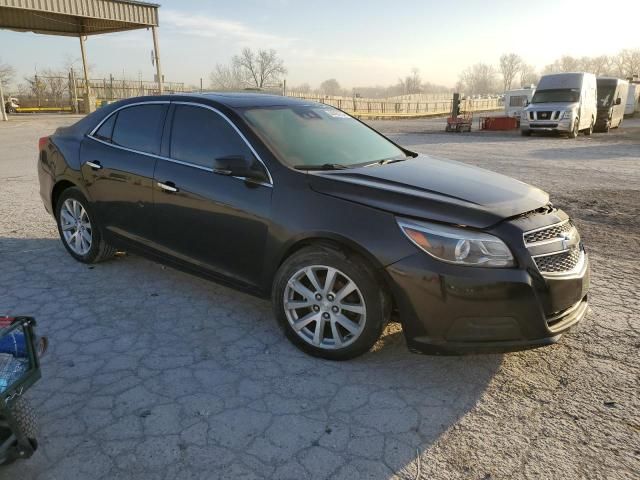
37,93,590,360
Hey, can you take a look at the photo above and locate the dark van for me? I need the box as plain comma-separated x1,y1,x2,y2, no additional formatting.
595,78,629,132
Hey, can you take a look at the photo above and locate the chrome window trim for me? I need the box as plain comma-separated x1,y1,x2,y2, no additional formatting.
88,100,171,138
172,101,273,186
86,100,273,188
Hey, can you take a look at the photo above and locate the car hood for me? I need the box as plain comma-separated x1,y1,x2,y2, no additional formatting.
525,102,578,112
308,155,549,228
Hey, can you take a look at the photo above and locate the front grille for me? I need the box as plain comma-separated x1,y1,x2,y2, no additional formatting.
537,111,552,120
530,123,559,128
534,247,582,273
524,220,573,244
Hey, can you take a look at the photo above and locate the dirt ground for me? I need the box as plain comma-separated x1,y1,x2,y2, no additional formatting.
0,113,638,480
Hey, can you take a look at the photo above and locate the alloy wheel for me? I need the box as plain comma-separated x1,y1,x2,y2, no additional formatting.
60,198,92,255
283,265,366,350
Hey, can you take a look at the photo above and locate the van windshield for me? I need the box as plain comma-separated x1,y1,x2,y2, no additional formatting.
531,89,580,104
597,86,616,108
241,105,406,168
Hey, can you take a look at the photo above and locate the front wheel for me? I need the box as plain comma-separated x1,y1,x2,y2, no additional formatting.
584,118,594,136
568,117,580,138
272,246,390,360
55,187,116,263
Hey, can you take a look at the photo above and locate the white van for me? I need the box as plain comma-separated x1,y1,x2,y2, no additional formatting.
624,83,639,116
504,86,535,119
520,73,597,138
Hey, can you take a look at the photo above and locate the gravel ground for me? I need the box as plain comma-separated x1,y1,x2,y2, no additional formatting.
0,114,638,480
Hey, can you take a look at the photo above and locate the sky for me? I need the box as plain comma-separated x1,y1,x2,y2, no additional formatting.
1,0,639,89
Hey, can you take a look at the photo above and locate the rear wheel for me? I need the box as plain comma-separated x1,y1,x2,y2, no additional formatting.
0,396,38,465
55,188,116,264
273,246,390,360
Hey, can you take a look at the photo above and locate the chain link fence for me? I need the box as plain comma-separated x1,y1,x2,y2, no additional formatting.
11,72,185,112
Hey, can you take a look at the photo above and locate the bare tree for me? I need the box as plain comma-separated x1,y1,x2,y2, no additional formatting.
612,49,640,78
499,53,522,91
543,55,582,74
398,68,422,95
584,55,612,76
291,83,311,94
232,48,286,89
319,78,341,96
519,64,539,87
459,63,497,95
0,58,15,87
209,62,246,90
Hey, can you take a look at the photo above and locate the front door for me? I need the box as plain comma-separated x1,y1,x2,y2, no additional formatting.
82,102,168,243
152,103,273,287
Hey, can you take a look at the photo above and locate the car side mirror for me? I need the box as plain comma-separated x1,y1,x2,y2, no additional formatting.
212,155,267,182
615,97,622,105
523,100,529,106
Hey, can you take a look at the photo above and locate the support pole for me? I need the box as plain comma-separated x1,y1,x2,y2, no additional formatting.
0,80,8,121
151,26,164,94
79,35,94,113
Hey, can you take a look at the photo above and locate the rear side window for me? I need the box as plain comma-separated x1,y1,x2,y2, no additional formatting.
94,113,116,142
170,105,254,168
111,104,167,154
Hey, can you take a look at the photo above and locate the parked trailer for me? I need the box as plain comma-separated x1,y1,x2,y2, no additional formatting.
595,78,628,132
504,87,535,119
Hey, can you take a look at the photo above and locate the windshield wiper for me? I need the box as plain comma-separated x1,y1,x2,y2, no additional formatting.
294,163,350,171
363,156,409,167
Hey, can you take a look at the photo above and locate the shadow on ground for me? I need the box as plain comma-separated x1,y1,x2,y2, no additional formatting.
0,236,503,479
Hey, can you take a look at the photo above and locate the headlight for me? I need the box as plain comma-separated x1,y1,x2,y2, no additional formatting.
521,110,528,119
562,110,575,120
397,218,515,267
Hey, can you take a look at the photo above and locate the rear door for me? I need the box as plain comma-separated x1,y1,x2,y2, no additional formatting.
152,102,273,287
82,102,168,244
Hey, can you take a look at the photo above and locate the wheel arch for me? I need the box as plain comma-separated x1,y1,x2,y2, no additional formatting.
272,233,396,311
51,179,78,216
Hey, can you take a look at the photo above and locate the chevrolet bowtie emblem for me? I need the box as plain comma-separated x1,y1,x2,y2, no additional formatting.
560,232,573,249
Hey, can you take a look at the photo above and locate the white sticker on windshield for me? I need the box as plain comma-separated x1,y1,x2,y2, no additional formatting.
323,109,350,119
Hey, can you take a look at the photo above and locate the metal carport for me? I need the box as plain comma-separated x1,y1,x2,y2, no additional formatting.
0,0,163,121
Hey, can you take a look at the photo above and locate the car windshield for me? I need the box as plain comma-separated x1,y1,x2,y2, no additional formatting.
597,85,616,108
531,89,580,104
240,105,406,168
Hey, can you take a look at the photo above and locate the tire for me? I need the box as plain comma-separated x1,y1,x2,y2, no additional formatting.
0,396,38,465
568,117,580,139
55,187,116,264
584,117,594,136
272,245,390,360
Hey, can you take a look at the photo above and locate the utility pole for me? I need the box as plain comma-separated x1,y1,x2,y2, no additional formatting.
0,80,8,121
151,26,163,94
79,34,94,112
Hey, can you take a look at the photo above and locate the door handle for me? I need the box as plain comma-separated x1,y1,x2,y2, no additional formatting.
86,161,102,170
157,181,178,193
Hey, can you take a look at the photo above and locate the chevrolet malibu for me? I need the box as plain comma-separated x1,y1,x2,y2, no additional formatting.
37,94,590,360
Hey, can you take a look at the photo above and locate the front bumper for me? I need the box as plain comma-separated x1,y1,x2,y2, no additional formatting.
521,117,573,134
385,247,590,355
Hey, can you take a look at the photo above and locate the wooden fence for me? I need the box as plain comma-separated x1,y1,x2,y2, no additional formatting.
285,93,503,118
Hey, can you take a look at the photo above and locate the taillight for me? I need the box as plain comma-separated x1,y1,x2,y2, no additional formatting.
38,136,49,151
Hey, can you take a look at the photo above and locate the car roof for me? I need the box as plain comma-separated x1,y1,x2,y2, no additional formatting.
176,92,318,108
